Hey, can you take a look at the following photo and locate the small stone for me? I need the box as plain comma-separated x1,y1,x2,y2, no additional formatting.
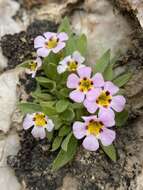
0,69,22,133
59,176,79,190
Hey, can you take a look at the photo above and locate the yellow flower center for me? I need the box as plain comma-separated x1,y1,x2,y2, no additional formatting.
28,61,37,71
67,60,78,71
33,113,47,127
96,91,112,108
79,77,93,92
87,120,103,136
45,37,58,49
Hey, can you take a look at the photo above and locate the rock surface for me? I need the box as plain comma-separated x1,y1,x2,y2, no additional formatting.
71,0,133,62
0,131,21,190
0,0,25,70
116,0,143,28
0,69,22,133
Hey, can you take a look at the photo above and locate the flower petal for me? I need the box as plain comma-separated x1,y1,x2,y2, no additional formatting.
31,127,39,138
82,115,97,122
69,90,85,103
31,127,46,139
36,57,42,67
104,81,119,95
38,127,46,139
86,88,102,101
111,95,126,112
57,65,67,74
92,73,104,87
60,56,71,65
99,107,115,118
23,114,34,130
77,66,91,78
52,42,65,53
98,109,115,127
31,72,36,78
82,135,99,151
34,36,45,48
72,51,85,64
57,32,68,41
43,32,56,39
73,122,86,139
46,119,54,132
99,127,116,146
37,47,50,57
67,73,79,88
84,99,98,113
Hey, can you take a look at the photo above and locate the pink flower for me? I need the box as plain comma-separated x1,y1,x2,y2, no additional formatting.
67,66,104,103
23,112,54,139
34,32,68,57
57,51,85,74
84,81,126,117
25,57,42,78
73,112,116,151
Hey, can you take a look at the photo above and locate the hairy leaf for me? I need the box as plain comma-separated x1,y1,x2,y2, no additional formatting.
56,100,69,113
58,16,72,36
113,73,132,87
18,102,42,114
59,125,71,137
101,144,117,161
51,136,63,151
93,49,110,74
115,110,128,127
61,132,72,151
52,135,77,170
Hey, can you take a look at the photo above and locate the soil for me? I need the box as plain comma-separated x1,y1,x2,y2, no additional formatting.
1,11,143,190
1,20,58,70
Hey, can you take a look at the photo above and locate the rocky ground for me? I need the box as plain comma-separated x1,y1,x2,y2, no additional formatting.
0,0,143,190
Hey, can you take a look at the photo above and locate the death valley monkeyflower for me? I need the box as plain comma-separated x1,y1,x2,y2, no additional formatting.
84,81,126,117
34,32,68,57
57,51,85,74
25,57,42,78
73,112,116,151
67,66,104,103
23,112,54,139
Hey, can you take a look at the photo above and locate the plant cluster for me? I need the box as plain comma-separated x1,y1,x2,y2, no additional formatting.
19,18,131,170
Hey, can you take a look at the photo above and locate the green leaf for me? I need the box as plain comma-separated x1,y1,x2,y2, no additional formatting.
93,49,110,74
36,77,56,91
40,101,57,116
59,125,71,137
44,52,60,65
56,100,69,113
65,35,76,55
101,144,117,162
115,110,128,127
50,115,63,130
46,131,53,142
113,73,132,87
61,132,72,151
60,108,75,121
110,56,117,66
31,92,53,101
52,135,77,170
71,103,84,109
59,88,70,98
51,136,63,151
18,59,35,68
43,62,59,81
75,109,85,121
103,63,113,81
77,34,87,56
18,102,42,114
58,17,72,36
